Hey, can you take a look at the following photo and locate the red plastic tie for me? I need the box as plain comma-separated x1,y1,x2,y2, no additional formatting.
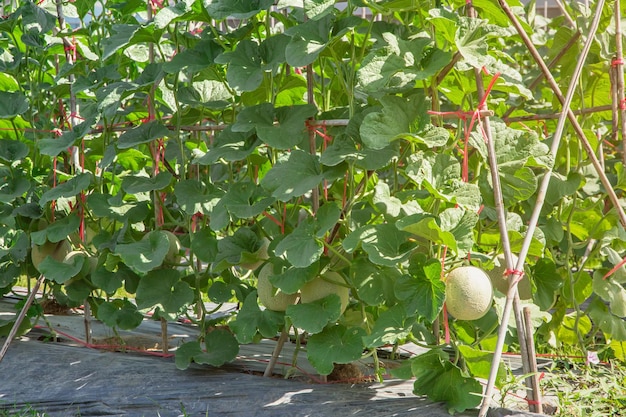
612,58,624,67
504,268,524,276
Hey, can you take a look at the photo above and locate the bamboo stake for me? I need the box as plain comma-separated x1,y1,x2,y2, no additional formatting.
0,275,45,364
466,1,535,409
505,105,612,123
523,307,543,414
479,1,608,416
264,328,289,377
613,2,626,165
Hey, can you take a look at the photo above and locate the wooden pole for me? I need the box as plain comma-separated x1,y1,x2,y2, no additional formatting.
0,275,45,363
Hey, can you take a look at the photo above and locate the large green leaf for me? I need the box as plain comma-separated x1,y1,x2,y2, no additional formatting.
307,325,366,375
395,255,445,322
204,0,273,19
458,345,506,388
411,349,483,414
163,39,223,73
269,263,319,295
396,215,458,254
360,95,422,150
0,91,28,118
286,294,342,334
195,128,260,164
174,179,224,217
136,268,194,313
39,173,92,208
275,221,323,268
588,298,626,341
285,14,333,67
31,214,80,245
230,291,284,344
190,228,219,264
121,172,172,194
0,177,30,204
261,150,324,201
96,299,144,330
217,40,264,92
174,328,239,370
343,224,415,267
38,254,85,284
362,305,416,348
357,32,450,94
117,120,170,149
593,271,626,318
221,181,275,219
232,104,316,149
532,258,563,311
0,139,28,162
115,232,170,275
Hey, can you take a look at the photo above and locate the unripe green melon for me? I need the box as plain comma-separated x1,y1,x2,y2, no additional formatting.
488,254,532,300
162,230,182,266
31,239,72,272
257,263,298,311
445,266,493,321
300,272,350,314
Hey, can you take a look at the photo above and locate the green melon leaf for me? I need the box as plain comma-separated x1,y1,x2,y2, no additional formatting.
39,173,92,208
307,325,366,375
0,91,28,118
286,294,342,334
117,120,170,149
99,302,143,333
362,305,416,348
204,0,273,19
115,232,170,275
38,255,84,284
274,221,323,268
261,150,324,201
121,172,173,194
230,291,285,344
395,255,445,322
0,138,28,162
135,268,194,313
411,349,483,414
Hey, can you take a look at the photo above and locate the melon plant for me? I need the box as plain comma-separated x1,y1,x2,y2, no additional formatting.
445,266,493,321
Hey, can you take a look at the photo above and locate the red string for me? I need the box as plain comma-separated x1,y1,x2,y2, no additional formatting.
603,255,626,280
612,58,624,66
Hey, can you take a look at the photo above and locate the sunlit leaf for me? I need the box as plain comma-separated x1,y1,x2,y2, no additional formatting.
307,325,366,375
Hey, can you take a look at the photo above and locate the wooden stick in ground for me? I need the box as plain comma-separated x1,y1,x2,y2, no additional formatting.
523,307,543,414
264,328,289,377
613,2,626,165
479,2,608,416
0,274,45,364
